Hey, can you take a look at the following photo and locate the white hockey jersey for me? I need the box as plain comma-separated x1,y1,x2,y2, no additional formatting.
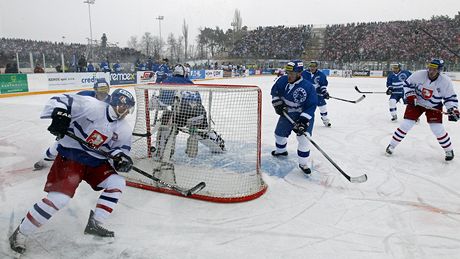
404,70,458,110
40,94,133,167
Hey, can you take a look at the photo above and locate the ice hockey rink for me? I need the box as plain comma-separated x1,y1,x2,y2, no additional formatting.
1,75,460,258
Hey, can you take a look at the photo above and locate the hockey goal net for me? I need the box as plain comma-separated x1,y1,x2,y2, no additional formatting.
126,83,267,202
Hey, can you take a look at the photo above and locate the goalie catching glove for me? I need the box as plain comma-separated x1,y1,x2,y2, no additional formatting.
272,98,287,116
292,115,309,136
48,108,71,139
113,153,133,172
447,107,460,122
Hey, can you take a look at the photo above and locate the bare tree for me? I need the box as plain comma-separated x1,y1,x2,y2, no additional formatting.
127,36,138,50
140,32,154,56
182,19,189,61
232,9,242,32
167,33,177,62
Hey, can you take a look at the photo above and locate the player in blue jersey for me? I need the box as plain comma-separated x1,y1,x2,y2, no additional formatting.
301,61,331,127
386,63,412,121
10,89,135,254
155,58,170,83
386,59,459,161
271,60,318,175
33,78,112,170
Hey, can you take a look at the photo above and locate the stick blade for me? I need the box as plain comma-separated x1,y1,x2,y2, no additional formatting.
185,182,206,196
355,95,366,103
349,174,368,183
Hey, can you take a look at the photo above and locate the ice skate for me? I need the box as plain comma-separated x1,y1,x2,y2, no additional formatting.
271,150,288,157
299,164,311,175
9,226,27,254
84,210,114,237
33,158,53,171
322,118,331,127
445,150,454,161
385,144,395,155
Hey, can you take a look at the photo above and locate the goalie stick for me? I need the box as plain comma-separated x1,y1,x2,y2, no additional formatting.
282,111,368,183
329,95,366,104
354,85,386,94
65,131,206,196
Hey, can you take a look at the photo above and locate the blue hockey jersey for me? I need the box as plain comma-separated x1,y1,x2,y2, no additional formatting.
387,70,411,95
301,70,328,94
271,75,317,120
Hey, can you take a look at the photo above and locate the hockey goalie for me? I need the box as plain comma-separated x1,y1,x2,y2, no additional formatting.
149,64,226,183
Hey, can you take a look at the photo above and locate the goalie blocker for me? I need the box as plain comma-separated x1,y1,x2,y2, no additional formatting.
129,83,266,203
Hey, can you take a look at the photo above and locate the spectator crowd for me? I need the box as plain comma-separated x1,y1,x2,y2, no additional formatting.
1,13,459,74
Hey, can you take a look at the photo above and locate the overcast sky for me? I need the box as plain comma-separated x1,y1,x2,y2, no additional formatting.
0,0,459,48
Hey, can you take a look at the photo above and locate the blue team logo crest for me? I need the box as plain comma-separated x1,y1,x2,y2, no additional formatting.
398,73,408,81
293,88,307,103
313,76,320,86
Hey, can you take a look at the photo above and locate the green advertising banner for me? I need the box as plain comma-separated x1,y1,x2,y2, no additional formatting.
0,74,29,94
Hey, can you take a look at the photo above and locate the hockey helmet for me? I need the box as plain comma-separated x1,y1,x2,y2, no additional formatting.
309,61,319,68
285,60,304,73
93,78,110,94
110,89,135,118
428,59,444,71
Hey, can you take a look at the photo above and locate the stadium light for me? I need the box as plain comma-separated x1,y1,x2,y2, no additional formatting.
156,15,164,53
84,0,95,59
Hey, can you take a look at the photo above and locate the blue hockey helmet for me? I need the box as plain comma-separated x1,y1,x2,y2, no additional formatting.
285,60,304,73
93,78,110,93
110,89,135,118
428,59,444,71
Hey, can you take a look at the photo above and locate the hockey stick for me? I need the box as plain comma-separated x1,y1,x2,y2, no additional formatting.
329,95,366,104
415,103,452,115
282,111,368,183
65,131,206,196
354,86,386,94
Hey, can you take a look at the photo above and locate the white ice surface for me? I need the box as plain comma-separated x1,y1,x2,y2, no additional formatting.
1,75,460,258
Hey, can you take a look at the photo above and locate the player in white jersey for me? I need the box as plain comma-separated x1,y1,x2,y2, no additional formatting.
385,59,459,161
9,89,135,254
33,78,111,170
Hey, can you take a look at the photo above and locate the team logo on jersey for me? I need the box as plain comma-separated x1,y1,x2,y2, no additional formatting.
293,88,307,103
421,88,433,99
398,73,408,81
86,130,108,148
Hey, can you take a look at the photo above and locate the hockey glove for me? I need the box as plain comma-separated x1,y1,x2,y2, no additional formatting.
386,87,392,95
320,88,330,99
405,91,416,106
293,116,310,136
48,108,71,139
447,107,460,122
113,153,133,172
272,99,287,116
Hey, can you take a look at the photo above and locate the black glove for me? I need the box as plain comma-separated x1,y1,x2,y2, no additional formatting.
447,107,460,122
321,89,330,99
386,87,392,95
47,108,71,139
292,116,309,136
113,153,133,172
272,99,287,116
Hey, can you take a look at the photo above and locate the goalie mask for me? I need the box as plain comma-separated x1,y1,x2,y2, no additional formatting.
110,89,135,119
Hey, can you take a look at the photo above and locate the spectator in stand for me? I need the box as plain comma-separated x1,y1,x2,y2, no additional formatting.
100,59,111,72
113,61,122,73
184,63,191,78
77,55,87,72
34,63,45,73
156,58,170,83
87,61,96,72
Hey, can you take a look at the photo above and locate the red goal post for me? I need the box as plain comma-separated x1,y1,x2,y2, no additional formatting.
126,83,267,202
